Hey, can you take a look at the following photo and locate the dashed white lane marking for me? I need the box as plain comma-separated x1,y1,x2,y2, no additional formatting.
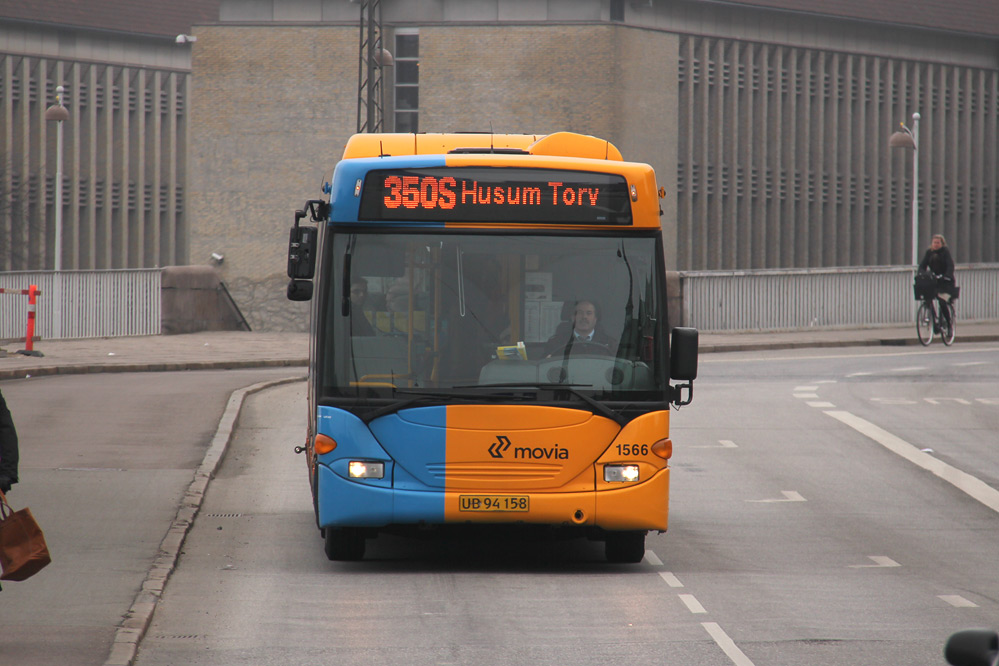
795,386,819,391
794,393,819,399
644,554,683,588
939,595,979,608
892,366,927,373
846,371,873,377
679,594,707,614
953,361,988,367
848,556,901,568
747,490,806,503
923,397,972,405
702,622,757,666
647,549,757,665
692,439,739,449
659,571,684,588
824,410,999,515
807,401,836,408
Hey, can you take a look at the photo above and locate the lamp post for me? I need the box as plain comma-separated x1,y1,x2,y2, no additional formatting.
45,85,70,339
889,112,920,269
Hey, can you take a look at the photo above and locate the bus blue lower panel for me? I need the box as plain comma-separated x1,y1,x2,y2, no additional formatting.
316,463,444,528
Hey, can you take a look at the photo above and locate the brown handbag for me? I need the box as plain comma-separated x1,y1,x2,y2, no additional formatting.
0,489,51,581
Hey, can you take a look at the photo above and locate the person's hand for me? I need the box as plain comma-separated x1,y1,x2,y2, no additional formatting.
0,475,12,493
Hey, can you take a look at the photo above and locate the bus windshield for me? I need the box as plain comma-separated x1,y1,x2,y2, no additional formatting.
317,230,668,405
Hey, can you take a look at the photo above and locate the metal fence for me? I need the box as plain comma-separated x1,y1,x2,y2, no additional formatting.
1,270,161,341
681,264,999,332
2,266,998,340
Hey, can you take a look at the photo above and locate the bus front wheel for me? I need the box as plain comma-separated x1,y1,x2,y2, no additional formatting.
324,527,366,561
605,531,646,563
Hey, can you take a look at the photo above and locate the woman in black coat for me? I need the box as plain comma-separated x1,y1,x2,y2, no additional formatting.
918,234,955,283
0,388,18,494
917,234,957,326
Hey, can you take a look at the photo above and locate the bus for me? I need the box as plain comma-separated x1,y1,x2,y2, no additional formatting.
286,131,698,563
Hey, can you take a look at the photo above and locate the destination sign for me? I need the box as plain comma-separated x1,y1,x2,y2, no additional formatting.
358,167,632,224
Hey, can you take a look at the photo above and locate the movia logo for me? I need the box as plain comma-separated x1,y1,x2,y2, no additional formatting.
488,435,568,460
488,435,511,458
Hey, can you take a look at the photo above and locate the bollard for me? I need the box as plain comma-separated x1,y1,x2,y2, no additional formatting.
10,285,44,357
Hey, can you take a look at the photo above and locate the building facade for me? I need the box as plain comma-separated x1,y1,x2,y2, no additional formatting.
0,1,217,272
4,1,997,331
190,0,998,331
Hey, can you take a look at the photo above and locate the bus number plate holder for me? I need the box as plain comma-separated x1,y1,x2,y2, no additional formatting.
459,495,529,512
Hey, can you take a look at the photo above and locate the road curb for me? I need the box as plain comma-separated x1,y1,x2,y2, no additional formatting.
0,358,308,382
698,332,999,354
102,375,306,666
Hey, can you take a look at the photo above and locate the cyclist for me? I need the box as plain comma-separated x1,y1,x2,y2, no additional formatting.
917,234,957,330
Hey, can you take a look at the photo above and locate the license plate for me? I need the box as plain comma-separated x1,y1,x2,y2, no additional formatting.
458,495,530,512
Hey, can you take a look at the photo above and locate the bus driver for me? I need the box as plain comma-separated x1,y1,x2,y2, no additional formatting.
545,300,617,357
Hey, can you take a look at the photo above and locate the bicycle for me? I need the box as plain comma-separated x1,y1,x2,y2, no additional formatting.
913,272,957,346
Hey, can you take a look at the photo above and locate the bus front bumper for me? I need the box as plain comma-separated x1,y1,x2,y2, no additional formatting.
316,464,669,532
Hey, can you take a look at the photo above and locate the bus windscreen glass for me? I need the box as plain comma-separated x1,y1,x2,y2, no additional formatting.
358,167,633,225
318,231,667,403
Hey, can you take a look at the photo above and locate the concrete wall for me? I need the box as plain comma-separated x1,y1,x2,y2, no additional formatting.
419,24,616,137
161,265,248,334
188,24,358,331
189,21,687,331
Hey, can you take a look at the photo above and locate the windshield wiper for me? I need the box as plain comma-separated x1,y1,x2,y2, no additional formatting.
361,395,441,423
457,382,627,427
361,387,531,423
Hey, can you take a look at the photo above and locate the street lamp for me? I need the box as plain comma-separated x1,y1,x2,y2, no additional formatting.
45,84,70,339
889,112,920,269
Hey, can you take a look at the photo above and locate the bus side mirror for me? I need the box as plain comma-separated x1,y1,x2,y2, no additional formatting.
944,629,999,666
670,327,699,381
669,327,698,407
287,222,317,280
287,279,313,301
286,216,316,302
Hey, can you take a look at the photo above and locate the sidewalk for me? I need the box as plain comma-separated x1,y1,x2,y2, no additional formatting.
2,323,999,381
0,331,309,381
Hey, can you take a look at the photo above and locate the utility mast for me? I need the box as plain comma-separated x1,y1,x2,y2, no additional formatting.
356,0,392,133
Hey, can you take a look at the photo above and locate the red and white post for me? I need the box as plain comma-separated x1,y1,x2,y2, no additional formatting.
0,285,44,357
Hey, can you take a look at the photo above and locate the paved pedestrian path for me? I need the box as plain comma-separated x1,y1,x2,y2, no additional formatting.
0,331,308,380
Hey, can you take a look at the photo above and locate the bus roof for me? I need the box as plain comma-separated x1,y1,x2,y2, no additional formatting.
342,131,625,162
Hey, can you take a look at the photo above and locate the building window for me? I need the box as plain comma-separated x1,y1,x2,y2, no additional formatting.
610,0,624,22
394,30,418,133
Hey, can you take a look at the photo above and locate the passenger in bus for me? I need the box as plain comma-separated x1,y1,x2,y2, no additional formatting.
385,279,410,313
382,279,416,336
349,278,375,336
544,299,617,357
439,257,509,382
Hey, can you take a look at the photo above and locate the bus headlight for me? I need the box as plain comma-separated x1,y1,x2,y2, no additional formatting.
348,461,384,479
604,464,640,483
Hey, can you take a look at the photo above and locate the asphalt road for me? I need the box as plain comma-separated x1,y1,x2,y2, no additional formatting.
126,343,999,666
0,368,305,666
2,344,997,665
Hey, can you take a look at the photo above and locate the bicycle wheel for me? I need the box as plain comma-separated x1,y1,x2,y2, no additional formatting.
916,301,934,346
941,302,956,346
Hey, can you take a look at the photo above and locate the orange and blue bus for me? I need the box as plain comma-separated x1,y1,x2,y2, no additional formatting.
286,132,698,562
